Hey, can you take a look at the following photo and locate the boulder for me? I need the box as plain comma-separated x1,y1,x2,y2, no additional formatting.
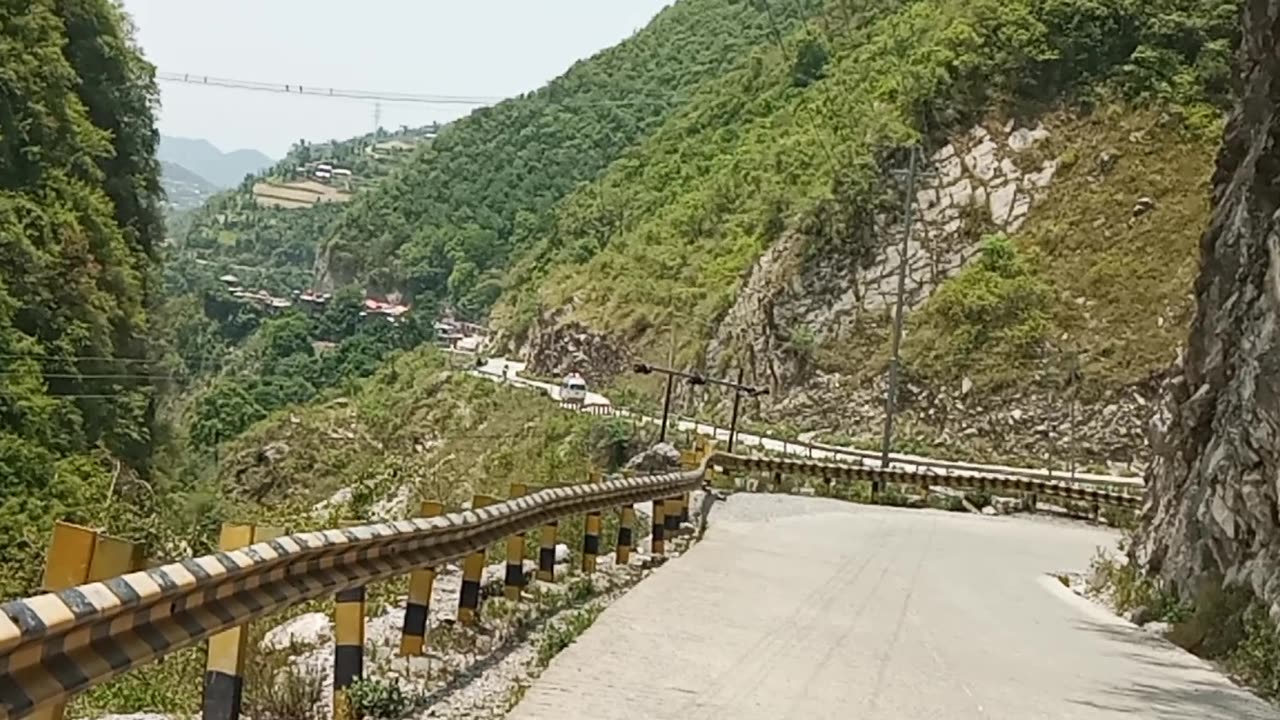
626,442,682,472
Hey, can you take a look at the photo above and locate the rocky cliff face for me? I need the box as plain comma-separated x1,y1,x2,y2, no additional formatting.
708,119,1061,391
1138,0,1280,616
519,305,632,384
766,372,1158,474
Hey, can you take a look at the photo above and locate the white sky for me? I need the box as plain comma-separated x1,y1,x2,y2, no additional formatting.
121,1,672,158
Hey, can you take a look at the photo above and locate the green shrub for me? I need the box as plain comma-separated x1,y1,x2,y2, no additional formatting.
347,678,409,720
906,235,1053,387
964,489,993,509
536,605,604,667
1087,547,1188,622
1228,604,1280,699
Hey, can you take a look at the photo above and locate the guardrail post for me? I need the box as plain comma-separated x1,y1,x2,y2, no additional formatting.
651,498,666,556
583,472,602,573
616,505,635,565
505,484,528,600
663,496,680,539
400,501,444,656
333,582,366,720
458,494,498,625
204,523,281,720
537,508,558,583
33,522,142,720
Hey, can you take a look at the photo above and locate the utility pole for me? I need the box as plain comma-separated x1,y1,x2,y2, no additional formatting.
659,372,675,444
634,363,766,447
1068,352,1080,480
879,146,921,495
728,367,746,453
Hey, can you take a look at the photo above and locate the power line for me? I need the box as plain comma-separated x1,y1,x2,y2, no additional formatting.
0,353,155,364
156,71,680,109
157,72,502,107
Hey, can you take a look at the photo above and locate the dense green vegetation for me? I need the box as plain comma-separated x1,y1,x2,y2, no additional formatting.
494,0,1236,370
0,0,167,597
905,234,1053,387
903,107,1215,392
317,0,827,317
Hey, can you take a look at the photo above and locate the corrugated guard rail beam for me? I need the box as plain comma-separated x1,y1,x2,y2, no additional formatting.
0,466,708,720
709,452,1141,510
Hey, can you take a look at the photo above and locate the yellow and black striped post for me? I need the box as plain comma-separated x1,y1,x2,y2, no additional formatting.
664,496,681,538
504,483,528,600
205,523,280,720
399,501,444,656
651,497,666,556
616,505,635,565
458,494,498,625
679,492,691,528
582,471,602,573
36,522,143,720
333,580,366,720
537,495,558,582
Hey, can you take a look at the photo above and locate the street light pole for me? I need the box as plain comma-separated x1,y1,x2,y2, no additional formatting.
880,146,930,496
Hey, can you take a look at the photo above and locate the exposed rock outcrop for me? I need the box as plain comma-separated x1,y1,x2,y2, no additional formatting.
708,119,1061,390
1138,0,1280,616
766,371,1158,473
522,305,631,384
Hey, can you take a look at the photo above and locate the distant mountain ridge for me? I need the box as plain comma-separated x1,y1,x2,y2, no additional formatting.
158,135,273,189
159,160,219,212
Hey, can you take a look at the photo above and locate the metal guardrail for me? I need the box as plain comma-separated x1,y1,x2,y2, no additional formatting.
711,452,1142,509
667,413,1143,494
0,468,705,720
0,443,1142,720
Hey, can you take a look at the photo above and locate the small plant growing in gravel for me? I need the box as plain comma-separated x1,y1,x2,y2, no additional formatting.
536,605,604,667
347,678,409,720
245,648,324,720
1228,604,1280,699
565,575,596,605
1087,546,1188,623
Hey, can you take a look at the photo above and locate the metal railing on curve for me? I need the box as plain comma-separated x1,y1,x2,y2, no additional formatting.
0,443,1141,720
0,466,705,720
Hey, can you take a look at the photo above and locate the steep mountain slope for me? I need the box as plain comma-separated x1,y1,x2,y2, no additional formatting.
314,0,827,317
160,160,219,211
0,0,165,597
491,0,1235,471
158,135,273,188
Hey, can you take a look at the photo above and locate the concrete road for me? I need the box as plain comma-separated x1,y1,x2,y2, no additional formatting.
508,496,1276,719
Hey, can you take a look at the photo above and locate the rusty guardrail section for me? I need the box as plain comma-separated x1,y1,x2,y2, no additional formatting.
0,467,705,720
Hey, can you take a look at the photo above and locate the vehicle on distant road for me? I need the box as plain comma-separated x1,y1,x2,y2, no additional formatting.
560,373,587,405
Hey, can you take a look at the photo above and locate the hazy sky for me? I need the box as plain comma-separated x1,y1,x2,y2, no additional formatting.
120,1,672,158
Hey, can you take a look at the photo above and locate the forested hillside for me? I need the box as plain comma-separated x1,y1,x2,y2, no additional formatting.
486,0,1235,471
0,0,165,596
314,0,827,317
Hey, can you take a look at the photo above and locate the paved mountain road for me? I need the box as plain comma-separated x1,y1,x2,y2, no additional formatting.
508,496,1276,719
468,356,1144,491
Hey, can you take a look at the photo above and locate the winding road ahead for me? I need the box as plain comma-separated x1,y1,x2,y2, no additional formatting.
509,495,1277,719
469,357,1144,491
